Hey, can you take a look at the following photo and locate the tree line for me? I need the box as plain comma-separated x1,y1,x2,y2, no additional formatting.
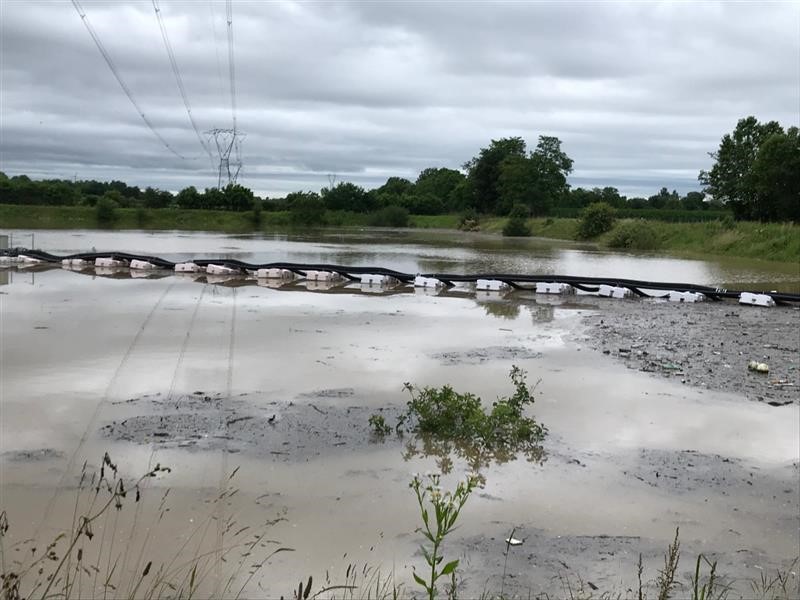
1,116,796,222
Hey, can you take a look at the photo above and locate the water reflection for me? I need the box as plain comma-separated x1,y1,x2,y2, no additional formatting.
402,433,546,484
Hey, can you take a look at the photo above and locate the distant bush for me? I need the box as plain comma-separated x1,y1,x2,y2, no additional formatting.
502,205,531,237
95,197,118,226
289,193,326,226
368,205,410,227
607,220,662,250
577,202,616,239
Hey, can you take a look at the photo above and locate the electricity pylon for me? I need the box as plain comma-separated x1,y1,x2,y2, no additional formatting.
206,128,244,188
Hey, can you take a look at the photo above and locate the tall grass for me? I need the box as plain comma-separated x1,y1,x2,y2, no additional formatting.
0,455,291,600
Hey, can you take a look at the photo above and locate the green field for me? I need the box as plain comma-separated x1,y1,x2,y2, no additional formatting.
1,204,798,263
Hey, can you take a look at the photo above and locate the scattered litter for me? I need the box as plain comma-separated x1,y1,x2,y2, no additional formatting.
505,537,524,546
747,361,769,373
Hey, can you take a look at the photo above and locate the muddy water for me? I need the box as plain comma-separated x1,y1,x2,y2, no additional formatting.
1,229,798,597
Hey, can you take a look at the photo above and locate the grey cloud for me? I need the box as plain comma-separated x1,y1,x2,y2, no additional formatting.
1,0,797,198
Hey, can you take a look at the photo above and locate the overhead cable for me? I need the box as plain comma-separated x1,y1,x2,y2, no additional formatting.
71,0,184,158
225,0,238,132
152,0,214,163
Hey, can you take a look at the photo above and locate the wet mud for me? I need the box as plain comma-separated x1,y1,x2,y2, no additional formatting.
101,390,407,461
580,300,800,406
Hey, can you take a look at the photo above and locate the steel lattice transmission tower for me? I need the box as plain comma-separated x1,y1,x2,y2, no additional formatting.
206,128,244,188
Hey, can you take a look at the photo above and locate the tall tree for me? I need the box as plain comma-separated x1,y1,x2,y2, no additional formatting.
699,116,784,219
415,168,465,209
463,137,527,213
496,135,574,215
321,182,375,212
749,127,800,222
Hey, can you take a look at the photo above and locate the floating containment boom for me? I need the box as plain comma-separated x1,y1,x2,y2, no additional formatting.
2,248,799,307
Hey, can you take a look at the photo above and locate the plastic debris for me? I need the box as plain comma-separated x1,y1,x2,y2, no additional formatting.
505,537,523,546
748,361,769,373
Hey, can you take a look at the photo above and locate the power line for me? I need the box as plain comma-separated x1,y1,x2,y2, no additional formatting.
152,0,213,164
71,0,183,158
208,0,226,109
226,0,238,133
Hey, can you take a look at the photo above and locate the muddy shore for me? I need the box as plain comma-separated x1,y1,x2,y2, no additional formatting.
576,298,800,406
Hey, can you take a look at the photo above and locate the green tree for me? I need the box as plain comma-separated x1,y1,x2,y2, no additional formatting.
648,187,680,209
202,187,225,210
530,135,573,206
699,116,784,220
496,136,573,216
463,137,527,213
142,186,172,209
321,181,374,212
176,186,202,209
415,167,465,210
222,184,254,211
287,191,326,225
681,191,706,210
497,154,542,215
376,177,415,199
749,127,800,222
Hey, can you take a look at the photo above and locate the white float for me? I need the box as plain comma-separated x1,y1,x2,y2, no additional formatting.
256,268,295,280
476,279,509,291
174,262,202,273
414,276,443,289
598,284,632,299
360,274,398,286
95,257,127,268
205,264,238,275
668,291,706,303
303,270,341,282
535,282,575,295
17,255,43,264
130,259,158,270
739,292,775,307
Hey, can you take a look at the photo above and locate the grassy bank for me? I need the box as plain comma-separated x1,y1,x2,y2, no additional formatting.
2,204,798,263
495,217,800,264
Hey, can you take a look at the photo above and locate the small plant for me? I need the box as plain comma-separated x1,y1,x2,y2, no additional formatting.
391,367,547,473
577,201,616,239
368,413,392,436
410,473,478,600
656,527,681,600
400,366,546,453
502,205,531,237
691,554,728,600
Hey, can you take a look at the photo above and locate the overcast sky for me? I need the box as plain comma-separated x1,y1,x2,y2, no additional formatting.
1,1,798,198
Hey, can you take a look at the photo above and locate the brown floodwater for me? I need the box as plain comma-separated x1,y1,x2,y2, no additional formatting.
1,229,798,597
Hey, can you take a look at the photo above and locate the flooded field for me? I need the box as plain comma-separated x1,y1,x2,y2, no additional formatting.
1,229,798,598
